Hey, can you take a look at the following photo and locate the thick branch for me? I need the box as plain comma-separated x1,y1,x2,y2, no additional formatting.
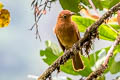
86,35,120,80
38,2,120,80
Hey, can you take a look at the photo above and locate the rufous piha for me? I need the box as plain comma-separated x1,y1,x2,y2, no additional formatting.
54,10,84,71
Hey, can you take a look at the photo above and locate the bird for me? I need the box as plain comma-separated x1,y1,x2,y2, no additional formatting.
54,10,84,71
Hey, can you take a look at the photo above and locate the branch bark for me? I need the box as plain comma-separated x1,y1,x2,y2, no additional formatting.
38,2,120,80
86,35,120,80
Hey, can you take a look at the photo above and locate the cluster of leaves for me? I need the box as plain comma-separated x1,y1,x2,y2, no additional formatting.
59,0,120,13
0,2,10,28
39,0,120,80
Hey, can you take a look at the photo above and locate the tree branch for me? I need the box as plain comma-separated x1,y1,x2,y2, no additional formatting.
38,2,120,80
86,34,120,80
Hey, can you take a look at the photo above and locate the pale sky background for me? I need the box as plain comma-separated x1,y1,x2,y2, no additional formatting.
0,0,119,80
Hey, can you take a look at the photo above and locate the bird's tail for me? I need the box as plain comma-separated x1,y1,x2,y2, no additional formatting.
72,52,84,71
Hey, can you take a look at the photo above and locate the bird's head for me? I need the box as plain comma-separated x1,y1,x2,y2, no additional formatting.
57,10,75,22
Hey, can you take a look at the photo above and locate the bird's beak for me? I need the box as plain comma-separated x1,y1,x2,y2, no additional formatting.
70,12,76,16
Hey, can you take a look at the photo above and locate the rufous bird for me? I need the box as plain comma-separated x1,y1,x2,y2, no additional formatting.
54,10,84,71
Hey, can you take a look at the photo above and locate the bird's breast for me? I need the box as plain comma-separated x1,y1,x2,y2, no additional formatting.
55,23,78,48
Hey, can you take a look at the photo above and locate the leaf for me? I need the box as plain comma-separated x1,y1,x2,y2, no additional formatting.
0,2,3,10
59,0,80,13
0,9,10,28
79,0,89,6
89,0,120,10
98,24,117,41
109,0,120,9
59,0,120,11
40,40,120,76
89,45,120,74
72,15,118,41
99,0,120,10
80,0,120,10
79,0,103,10
45,40,61,56
92,49,106,70
72,16,95,32
114,45,120,54
40,47,58,65
109,24,120,31
92,0,103,10
67,77,72,80
110,53,120,74
100,0,110,9
104,45,120,73
110,60,120,74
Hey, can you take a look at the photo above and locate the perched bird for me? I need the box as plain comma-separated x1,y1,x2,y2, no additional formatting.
54,10,84,71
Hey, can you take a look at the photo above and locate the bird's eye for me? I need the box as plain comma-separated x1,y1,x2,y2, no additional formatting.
63,15,67,19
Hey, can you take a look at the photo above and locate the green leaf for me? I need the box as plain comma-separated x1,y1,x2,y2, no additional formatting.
92,0,103,10
114,45,120,54
104,45,120,73
40,47,58,65
85,0,119,10
92,49,107,70
79,0,103,10
110,60,120,74
79,0,89,6
59,0,80,13
59,0,120,11
72,16,95,32
40,40,120,76
72,15,118,41
109,24,120,30
109,0,120,9
98,24,117,41
67,77,72,80
90,45,120,74
45,40,61,56
98,0,120,10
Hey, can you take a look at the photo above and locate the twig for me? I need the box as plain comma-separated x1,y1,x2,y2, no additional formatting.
86,34,120,80
103,35,120,66
88,0,99,16
30,0,56,41
38,2,120,80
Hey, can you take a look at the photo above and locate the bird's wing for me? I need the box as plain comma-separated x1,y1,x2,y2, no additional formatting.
56,35,65,51
73,22,83,55
76,31,80,40
73,22,81,40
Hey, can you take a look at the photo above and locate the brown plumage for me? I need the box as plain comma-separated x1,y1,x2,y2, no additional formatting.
54,10,84,71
